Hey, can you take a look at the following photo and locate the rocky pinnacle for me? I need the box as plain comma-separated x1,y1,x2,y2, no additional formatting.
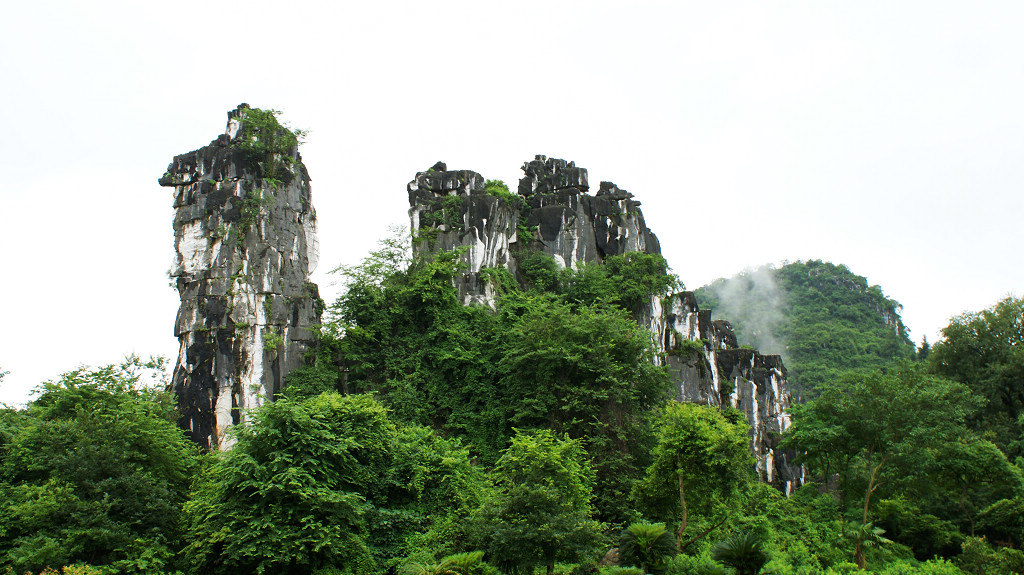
160,104,321,449
408,156,802,492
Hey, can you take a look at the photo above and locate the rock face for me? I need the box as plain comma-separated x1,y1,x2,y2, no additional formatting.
645,293,801,492
408,155,660,302
519,156,661,268
408,162,518,306
409,156,801,492
160,104,321,449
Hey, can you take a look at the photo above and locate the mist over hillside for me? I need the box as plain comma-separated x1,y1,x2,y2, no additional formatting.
695,260,917,399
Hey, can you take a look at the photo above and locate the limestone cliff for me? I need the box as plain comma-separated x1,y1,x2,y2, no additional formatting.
160,104,321,449
408,156,660,302
518,156,660,267
409,156,801,492
408,162,518,306
645,294,801,492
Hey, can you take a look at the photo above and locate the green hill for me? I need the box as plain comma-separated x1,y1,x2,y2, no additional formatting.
695,260,916,399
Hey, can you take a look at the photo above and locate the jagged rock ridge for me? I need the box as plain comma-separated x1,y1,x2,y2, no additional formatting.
409,156,801,492
160,104,321,449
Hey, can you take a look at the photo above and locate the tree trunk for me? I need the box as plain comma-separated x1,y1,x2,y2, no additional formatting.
679,517,728,552
854,543,866,569
676,454,688,551
856,455,887,569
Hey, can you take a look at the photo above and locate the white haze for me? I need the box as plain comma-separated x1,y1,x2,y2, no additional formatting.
703,267,788,359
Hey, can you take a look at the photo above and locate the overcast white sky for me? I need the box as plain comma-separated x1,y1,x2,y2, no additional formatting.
1,1,1021,404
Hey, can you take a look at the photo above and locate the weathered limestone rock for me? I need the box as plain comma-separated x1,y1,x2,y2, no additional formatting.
160,104,321,449
407,156,661,304
520,155,660,268
409,155,801,492
408,164,519,306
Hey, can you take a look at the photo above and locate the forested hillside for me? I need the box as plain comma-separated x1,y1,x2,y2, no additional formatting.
2,231,1021,574
695,261,917,399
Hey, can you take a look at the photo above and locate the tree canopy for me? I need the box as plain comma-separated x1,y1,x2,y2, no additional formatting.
0,358,198,574
184,392,486,575
632,402,755,551
470,430,604,575
781,364,1020,568
929,295,1024,458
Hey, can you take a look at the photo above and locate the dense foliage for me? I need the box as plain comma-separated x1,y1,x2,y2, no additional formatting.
929,296,1024,459
0,358,199,574
184,393,485,574
782,364,1024,569
695,260,917,398
632,402,755,552
2,220,1022,573
234,106,305,181
470,430,604,575
314,234,675,523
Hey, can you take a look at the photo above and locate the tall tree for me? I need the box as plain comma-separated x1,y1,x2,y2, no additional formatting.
930,296,1024,458
497,295,670,521
0,358,198,574
184,393,486,575
471,430,604,575
632,402,754,551
783,365,982,568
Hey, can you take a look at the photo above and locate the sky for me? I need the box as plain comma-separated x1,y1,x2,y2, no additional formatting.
1,1,1022,404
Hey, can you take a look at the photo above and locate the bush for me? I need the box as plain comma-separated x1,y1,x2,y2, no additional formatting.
664,552,728,575
956,536,1024,575
710,531,769,575
618,522,677,575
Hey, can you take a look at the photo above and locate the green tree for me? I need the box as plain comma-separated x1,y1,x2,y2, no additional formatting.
561,253,681,313
472,430,604,575
325,232,671,523
234,106,306,180
918,336,931,361
930,296,1024,458
0,357,198,574
632,402,755,551
872,497,962,561
839,521,892,567
184,393,485,575
927,437,1024,538
976,497,1024,549
783,365,982,568
183,394,377,574
497,295,671,522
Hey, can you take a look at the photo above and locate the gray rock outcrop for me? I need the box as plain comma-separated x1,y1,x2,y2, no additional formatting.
520,156,660,268
160,104,321,449
409,156,801,492
645,293,801,493
408,164,519,307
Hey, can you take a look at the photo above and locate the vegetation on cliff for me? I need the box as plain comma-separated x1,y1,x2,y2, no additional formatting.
308,234,675,524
